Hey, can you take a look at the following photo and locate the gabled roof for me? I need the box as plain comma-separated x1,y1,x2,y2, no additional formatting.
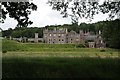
84,35,97,41
68,30,76,34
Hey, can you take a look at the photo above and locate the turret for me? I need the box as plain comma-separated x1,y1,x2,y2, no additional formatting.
65,28,68,33
99,30,101,35
54,27,57,32
35,33,38,43
80,30,84,34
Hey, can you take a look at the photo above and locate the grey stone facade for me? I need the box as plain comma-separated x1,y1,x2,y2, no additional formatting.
43,28,106,48
12,33,43,43
43,28,68,44
43,28,84,44
95,30,106,48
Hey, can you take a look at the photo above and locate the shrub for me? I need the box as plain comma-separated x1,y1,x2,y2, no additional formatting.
109,52,113,55
76,44,86,48
2,50,7,53
100,49,106,52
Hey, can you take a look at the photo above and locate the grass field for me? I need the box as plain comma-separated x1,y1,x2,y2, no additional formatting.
2,39,120,79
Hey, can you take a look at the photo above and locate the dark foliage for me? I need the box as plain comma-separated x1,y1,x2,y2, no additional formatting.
102,19,120,49
47,0,120,22
100,49,106,52
2,50,7,53
1,2,37,27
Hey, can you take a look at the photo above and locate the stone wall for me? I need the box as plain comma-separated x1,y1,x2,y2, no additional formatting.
43,28,84,44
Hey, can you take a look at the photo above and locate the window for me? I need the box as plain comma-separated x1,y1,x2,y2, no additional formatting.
50,34,51,36
76,39,79,41
59,34,61,36
54,34,56,36
62,34,64,36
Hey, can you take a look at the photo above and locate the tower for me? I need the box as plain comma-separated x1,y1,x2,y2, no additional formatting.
79,30,84,43
35,33,38,43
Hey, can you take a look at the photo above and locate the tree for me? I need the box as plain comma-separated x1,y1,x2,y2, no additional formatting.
1,2,37,27
102,19,120,49
47,0,120,22
2,28,13,38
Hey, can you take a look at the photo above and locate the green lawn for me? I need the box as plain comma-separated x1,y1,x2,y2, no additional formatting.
2,39,120,79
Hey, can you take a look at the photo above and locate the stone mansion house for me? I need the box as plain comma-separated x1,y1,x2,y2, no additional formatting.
12,28,106,48
43,28,106,48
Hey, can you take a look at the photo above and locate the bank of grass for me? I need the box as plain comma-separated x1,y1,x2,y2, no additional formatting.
2,39,76,51
2,39,120,79
2,39,28,51
2,39,119,58
2,39,118,52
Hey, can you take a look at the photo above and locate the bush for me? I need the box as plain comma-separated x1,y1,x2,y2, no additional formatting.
2,50,7,53
109,52,113,55
76,44,86,48
100,49,106,52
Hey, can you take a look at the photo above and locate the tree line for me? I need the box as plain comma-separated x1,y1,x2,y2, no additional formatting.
2,19,120,49
2,21,102,38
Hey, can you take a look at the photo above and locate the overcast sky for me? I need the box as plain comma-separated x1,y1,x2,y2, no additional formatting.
1,0,109,30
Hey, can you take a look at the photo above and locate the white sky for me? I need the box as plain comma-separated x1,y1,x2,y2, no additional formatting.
1,0,109,30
